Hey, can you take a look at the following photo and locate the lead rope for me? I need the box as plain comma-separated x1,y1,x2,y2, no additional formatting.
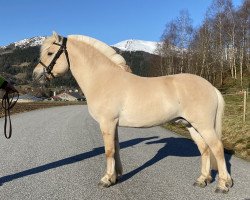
2,91,19,139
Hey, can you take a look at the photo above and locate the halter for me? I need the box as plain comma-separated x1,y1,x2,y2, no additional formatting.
39,37,70,78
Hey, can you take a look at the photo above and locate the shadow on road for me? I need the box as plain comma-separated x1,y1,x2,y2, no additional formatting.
119,137,232,183
0,136,158,185
0,136,232,185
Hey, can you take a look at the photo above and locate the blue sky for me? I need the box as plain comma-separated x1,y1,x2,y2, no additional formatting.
0,0,243,46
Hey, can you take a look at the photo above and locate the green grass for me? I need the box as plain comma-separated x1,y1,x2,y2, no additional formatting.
163,93,250,161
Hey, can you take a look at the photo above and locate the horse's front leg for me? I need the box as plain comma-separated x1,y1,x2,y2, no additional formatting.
114,127,123,177
98,119,118,188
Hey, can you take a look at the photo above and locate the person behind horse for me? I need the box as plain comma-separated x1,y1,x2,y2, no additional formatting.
0,75,18,96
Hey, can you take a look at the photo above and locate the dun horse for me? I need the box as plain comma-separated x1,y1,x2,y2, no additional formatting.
33,32,232,193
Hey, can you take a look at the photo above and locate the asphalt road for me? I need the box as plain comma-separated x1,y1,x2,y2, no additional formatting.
0,105,249,200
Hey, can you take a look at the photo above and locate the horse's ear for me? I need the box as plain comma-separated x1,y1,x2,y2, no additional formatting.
52,31,61,42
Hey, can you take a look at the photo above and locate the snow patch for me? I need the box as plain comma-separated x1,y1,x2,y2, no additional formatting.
14,36,46,48
112,39,161,55
0,36,46,49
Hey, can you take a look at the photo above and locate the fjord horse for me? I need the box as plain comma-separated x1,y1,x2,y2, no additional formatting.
33,32,232,193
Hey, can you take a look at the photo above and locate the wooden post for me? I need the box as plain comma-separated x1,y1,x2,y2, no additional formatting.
243,90,247,123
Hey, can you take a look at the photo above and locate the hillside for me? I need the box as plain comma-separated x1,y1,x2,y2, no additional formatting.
0,36,248,92
0,37,158,88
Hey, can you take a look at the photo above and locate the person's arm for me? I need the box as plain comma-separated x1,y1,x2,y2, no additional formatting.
0,76,8,89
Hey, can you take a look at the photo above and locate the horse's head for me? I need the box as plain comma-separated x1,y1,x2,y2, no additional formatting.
33,31,70,84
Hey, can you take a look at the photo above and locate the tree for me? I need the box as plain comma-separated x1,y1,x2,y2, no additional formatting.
157,10,194,75
156,0,248,89
175,10,194,73
235,0,249,86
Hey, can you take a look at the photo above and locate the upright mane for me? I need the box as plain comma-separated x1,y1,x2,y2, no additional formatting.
68,35,131,72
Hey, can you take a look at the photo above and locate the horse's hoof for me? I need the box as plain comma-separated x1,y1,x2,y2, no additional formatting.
116,176,121,182
215,187,229,194
116,169,123,177
206,176,212,184
98,180,111,188
193,181,207,188
226,178,233,188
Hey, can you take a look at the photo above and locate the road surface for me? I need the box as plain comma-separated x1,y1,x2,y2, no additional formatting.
0,105,249,200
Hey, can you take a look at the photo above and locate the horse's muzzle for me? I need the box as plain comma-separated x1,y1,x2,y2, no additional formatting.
33,71,51,85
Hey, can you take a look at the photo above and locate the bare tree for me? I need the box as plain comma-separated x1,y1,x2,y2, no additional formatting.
157,20,178,75
175,10,194,73
191,17,213,79
223,0,237,79
157,10,193,75
154,0,248,89
235,0,249,87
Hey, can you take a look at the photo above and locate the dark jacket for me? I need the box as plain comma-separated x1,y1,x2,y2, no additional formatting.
0,76,8,89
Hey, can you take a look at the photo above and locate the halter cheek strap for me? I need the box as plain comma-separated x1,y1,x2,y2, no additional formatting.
39,37,70,78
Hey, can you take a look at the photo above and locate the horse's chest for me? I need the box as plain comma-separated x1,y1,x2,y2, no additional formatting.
87,106,101,122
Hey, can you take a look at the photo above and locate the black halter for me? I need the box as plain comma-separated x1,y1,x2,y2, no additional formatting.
39,37,70,78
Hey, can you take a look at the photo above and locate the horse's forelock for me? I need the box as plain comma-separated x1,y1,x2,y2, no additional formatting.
40,35,58,55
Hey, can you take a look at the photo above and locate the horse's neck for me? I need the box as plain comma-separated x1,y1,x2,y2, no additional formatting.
67,39,118,99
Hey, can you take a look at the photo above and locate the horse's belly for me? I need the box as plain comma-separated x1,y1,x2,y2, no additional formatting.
118,105,176,127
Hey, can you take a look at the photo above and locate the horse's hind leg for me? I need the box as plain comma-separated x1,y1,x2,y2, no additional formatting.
98,119,118,188
187,127,212,188
193,126,232,193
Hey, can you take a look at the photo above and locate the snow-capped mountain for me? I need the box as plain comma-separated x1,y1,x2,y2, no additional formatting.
1,36,45,49
112,39,161,55
14,36,46,48
1,36,162,55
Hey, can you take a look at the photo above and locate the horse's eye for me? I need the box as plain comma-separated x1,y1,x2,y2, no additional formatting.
47,52,53,56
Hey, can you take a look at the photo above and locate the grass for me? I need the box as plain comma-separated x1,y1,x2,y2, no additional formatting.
222,94,250,160
163,93,250,161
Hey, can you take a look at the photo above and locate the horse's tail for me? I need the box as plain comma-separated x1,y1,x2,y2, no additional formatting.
210,87,225,170
214,88,225,139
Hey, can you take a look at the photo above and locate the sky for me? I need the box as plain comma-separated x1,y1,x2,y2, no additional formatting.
0,0,243,46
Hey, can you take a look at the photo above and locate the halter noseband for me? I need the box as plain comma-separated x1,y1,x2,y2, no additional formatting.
39,37,70,78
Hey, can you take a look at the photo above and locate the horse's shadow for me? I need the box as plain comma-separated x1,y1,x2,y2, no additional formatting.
0,136,157,185
119,137,232,183
0,135,232,185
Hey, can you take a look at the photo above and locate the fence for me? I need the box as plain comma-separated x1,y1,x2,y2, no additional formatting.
222,89,249,123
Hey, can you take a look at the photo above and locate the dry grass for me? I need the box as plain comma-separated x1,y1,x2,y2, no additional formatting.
163,93,250,161
222,94,250,160
0,101,86,118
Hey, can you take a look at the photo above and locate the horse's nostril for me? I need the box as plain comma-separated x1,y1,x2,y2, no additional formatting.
32,72,41,81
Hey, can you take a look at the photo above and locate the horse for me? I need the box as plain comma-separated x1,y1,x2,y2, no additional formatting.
33,32,232,193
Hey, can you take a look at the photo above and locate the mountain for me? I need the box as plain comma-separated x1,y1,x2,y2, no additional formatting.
112,39,160,55
0,36,160,89
0,37,161,55
0,36,45,50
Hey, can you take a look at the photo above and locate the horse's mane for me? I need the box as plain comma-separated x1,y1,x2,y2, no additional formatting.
68,35,131,72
